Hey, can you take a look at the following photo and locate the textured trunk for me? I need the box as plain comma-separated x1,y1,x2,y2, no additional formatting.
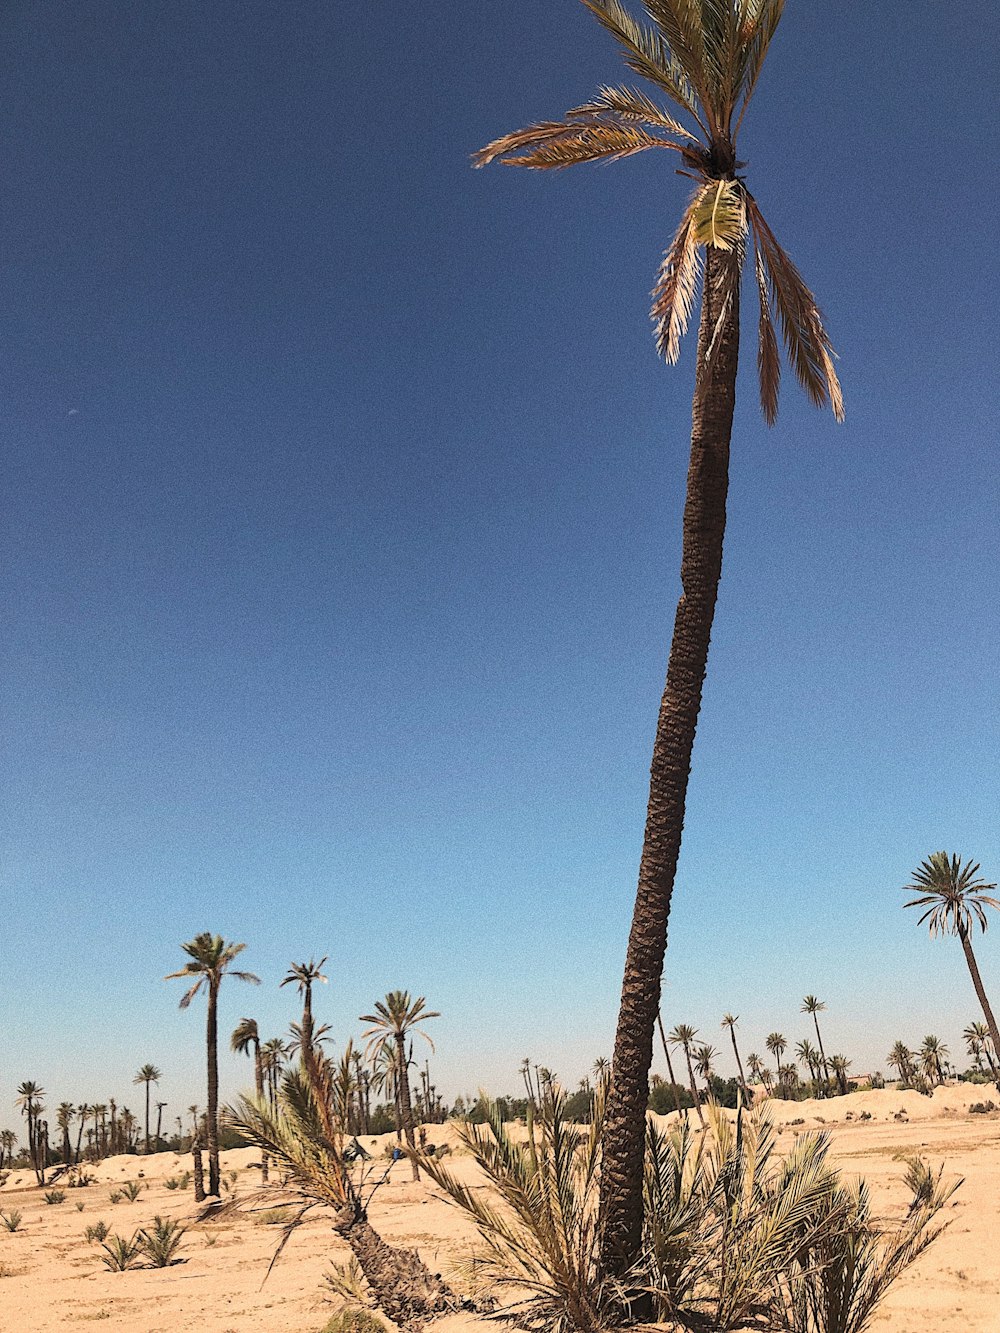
729,1029,749,1100
144,1084,151,1154
812,1015,830,1094
253,1040,269,1182
396,1034,420,1182
207,982,220,1196
598,243,740,1276
959,924,1000,1089
192,1140,206,1202
337,1209,454,1332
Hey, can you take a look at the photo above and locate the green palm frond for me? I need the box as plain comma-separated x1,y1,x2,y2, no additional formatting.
903,852,1000,937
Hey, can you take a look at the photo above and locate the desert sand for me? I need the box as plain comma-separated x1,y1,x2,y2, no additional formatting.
1,1086,998,1333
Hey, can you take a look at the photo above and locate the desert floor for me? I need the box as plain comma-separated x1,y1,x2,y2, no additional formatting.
1,1085,998,1333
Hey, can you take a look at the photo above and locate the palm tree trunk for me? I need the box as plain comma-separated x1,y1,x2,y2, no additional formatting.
206,982,220,1196
958,923,1000,1088
253,1040,269,1182
684,1046,707,1127
336,1207,454,1332
155,1103,164,1150
598,243,740,1277
729,1030,749,1101
396,1034,420,1182
812,1015,831,1095
655,1013,685,1117
144,1083,151,1154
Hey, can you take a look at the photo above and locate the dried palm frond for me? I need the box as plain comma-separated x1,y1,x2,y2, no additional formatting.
754,240,781,424
568,84,698,140
690,178,746,250
651,194,703,362
475,119,688,170
580,0,703,125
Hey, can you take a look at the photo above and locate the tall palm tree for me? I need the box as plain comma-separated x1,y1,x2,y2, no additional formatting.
74,1104,90,1164
655,1012,685,1115
166,933,260,1196
132,1064,162,1154
828,1054,851,1097
56,1102,75,1167
260,1037,289,1107
693,1043,718,1099
280,957,328,1070
667,1025,705,1127
904,853,1000,1077
232,1017,269,1181
765,1033,786,1086
360,992,439,1182
720,1013,748,1099
920,1036,948,1087
964,1020,998,1080
801,996,831,1093
746,1052,767,1091
887,1041,915,1086
795,1038,819,1088
477,0,843,1276
15,1081,45,1182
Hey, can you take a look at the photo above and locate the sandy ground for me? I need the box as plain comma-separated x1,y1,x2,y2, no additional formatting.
1,1086,998,1333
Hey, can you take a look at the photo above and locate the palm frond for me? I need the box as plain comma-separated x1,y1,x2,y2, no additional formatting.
690,177,746,251
568,84,699,141
651,193,703,362
734,0,786,137
579,0,704,128
746,194,844,420
640,0,715,129
753,238,780,424
476,118,687,170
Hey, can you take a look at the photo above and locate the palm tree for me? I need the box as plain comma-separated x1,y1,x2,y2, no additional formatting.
693,1043,718,1099
280,957,329,1069
765,1033,786,1086
74,1104,90,1164
777,1062,799,1096
0,1129,15,1169
155,1101,167,1150
920,1036,948,1087
904,853,1000,1078
166,933,260,1196
668,1025,705,1127
720,1013,748,1100
964,1021,998,1080
56,1102,75,1167
476,0,843,1275
801,996,831,1094
360,992,439,1182
887,1041,915,1086
132,1064,162,1154
746,1052,768,1092
232,1017,269,1181
260,1038,289,1106
655,1012,685,1115
15,1081,45,1182
828,1054,851,1097
795,1038,819,1089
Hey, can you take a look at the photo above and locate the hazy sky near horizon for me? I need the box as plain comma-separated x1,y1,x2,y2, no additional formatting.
2,1,999,1128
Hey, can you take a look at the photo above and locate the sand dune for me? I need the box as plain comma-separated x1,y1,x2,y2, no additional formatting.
1,1089,998,1332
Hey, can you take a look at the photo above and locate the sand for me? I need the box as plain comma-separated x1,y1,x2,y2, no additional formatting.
1,1087,998,1332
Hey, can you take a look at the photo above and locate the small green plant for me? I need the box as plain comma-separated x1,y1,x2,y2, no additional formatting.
44,1189,67,1205
0,1211,22,1233
99,1232,143,1271
85,1221,111,1243
76,1201,86,1212
164,1176,181,1190
138,1216,187,1268
320,1311,387,1333
179,1170,191,1189
68,1168,96,1187
107,1190,122,1204
970,1100,997,1115
121,1181,141,1202
254,1207,296,1226
323,1257,368,1304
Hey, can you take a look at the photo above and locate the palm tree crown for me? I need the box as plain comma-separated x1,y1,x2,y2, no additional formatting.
476,0,843,425
165,934,260,1004
903,853,1000,938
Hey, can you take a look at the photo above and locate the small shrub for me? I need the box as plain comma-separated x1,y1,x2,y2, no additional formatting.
164,1176,181,1191
323,1257,368,1304
68,1168,95,1188
85,1221,111,1243
107,1190,122,1204
121,1181,141,1202
203,1231,219,1247
0,1172,8,1187
970,1100,996,1115
99,1233,143,1271
76,1201,86,1212
320,1311,387,1333
44,1190,67,1205
138,1216,187,1268
254,1207,295,1226
859,1111,873,1121
0,1211,22,1233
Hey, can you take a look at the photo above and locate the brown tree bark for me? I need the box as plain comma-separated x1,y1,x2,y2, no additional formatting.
959,923,1000,1089
811,1013,831,1094
252,1038,269,1182
396,1034,420,1182
192,1140,206,1202
336,1209,454,1332
598,242,741,1278
206,982,221,1196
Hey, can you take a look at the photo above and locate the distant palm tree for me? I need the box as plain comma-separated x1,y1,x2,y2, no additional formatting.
655,1012,685,1115
155,1101,167,1150
15,1081,45,1182
56,1102,75,1168
765,1033,786,1086
0,1129,16,1169
828,1054,851,1096
746,1052,767,1090
964,1021,998,1080
260,1038,289,1107
592,1056,611,1082
132,1064,162,1154
795,1038,819,1088
668,1025,705,1127
166,933,260,1196
904,853,1000,1079
777,1063,799,1096
887,1041,915,1086
280,957,329,1070
693,1043,718,1099
920,1036,948,1086
720,1014,748,1099
232,1017,269,1182
74,1104,90,1164
801,997,831,1094
360,992,439,1181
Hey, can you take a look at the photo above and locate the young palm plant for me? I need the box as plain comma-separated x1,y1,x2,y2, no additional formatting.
224,1062,457,1332
476,0,843,1275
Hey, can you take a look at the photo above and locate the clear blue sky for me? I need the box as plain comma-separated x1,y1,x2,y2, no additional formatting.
2,1,998,1130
